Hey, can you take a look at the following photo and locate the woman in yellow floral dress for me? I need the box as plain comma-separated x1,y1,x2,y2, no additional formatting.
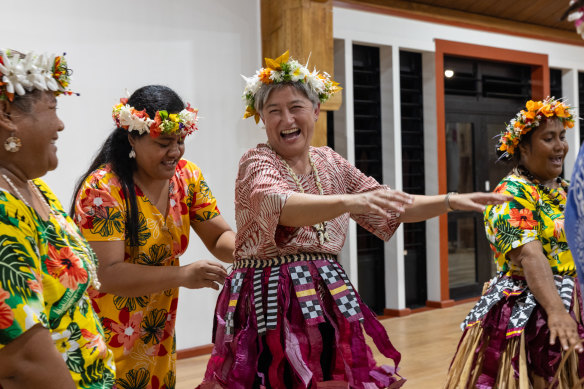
0,49,115,388
445,97,584,388
71,85,235,389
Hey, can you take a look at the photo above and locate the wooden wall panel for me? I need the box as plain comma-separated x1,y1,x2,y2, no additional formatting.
261,0,341,147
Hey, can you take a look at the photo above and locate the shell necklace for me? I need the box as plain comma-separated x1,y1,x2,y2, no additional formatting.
266,143,330,244
2,174,101,289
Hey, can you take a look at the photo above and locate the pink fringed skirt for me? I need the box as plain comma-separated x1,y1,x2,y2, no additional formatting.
445,274,584,388
199,253,405,389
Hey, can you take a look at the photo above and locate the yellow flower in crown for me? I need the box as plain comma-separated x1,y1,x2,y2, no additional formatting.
264,51,289,71
496,97,576,160
242,50,342,124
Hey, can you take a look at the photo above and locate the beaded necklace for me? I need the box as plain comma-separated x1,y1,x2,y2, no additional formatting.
2,174,101,289
266,143,330,244
515,166,568,211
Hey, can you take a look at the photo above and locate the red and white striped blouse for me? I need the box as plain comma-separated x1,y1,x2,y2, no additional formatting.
234,144,400,260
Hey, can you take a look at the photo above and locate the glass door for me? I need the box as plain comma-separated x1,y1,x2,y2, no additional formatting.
446,110,516,299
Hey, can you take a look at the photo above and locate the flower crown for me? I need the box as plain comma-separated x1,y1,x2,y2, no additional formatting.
497,97,575,159
242,50,341,123
0,49,77,102
112,98,199,138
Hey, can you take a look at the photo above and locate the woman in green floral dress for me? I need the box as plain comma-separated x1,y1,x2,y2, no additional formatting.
445,97,584,388
0,49,115,388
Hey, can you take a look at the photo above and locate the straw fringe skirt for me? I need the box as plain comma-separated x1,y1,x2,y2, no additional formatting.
198,253,405,389
444,275,584,389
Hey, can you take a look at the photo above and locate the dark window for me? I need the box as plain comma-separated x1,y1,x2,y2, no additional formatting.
353,44,385,314
400,50,427,308
550,68,563,99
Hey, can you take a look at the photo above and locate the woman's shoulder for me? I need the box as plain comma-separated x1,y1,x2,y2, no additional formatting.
175,159,205,183
0,188,36,232
84,164,120,188
240,144,275,161
237,144,280,171
31,178,65,212
310,146,343,161
494,174,534,194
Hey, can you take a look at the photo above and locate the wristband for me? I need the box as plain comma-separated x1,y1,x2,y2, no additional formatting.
445,192,457,212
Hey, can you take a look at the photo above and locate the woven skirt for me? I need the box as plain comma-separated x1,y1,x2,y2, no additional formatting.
198,253,405,389
444,274,584,389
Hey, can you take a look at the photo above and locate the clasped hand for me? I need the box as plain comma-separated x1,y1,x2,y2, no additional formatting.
347,189,512,217
181,260,227,290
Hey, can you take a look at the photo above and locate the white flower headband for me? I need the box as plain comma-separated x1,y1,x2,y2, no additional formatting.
241,51,341,123
112,98,199,138
0,49,77,101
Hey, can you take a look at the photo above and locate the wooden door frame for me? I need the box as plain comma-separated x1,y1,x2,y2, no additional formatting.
433,39,549,305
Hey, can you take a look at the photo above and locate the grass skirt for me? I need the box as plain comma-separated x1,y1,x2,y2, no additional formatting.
444,275,584,389
199,254,405,388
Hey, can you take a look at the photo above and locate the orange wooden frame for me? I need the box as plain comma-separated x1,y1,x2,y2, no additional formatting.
434,39,549,303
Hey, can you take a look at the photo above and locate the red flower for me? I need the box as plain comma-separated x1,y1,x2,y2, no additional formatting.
76,187,118,229
109,308,143,355
0,288,14,329
45,245,88,290
81,328,108,358
508,208,538,230
494,181,508,194
150,112,163,138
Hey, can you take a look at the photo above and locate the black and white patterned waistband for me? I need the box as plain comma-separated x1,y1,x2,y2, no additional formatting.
233,252,337,269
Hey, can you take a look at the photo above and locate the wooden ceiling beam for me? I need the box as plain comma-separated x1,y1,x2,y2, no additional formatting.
335,0,584,47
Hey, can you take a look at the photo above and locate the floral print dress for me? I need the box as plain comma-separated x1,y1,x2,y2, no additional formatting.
485,173,573,277
74,160,220,389
0,179,115,388
444,174,583,388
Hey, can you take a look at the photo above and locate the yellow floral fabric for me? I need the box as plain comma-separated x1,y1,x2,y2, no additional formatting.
74,160,220,389
0,179,115,388
485,174,574,277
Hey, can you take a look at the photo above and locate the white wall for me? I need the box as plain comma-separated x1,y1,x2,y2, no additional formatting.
2,0,264,350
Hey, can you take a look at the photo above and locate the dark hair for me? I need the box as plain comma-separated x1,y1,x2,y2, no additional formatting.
11,89,45,114
70,85,185,246
495,127,536,166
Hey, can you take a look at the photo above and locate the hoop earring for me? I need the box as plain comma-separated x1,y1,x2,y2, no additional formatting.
4,133,21,152
129,148,136,158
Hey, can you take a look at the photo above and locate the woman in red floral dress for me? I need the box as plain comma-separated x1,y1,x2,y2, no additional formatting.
71,85,235,389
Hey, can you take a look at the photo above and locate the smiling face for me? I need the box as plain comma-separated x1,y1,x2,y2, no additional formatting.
519,118,568,183
129,133,185,182
10,91,65,178
260,86,320,162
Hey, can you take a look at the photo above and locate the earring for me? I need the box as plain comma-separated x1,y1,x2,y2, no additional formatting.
4,134,21,152
129,148,136,158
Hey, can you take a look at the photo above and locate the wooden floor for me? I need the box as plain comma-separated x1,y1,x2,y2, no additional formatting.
176,301,475,388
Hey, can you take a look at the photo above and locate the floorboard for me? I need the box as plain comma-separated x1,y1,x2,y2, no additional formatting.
176,301,476,388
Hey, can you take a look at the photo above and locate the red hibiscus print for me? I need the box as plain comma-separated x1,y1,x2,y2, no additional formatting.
45,245,88,290
508,208,538,230
0,288,14,329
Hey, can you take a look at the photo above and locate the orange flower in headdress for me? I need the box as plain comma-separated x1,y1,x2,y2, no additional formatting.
496,97,576,160
258,68,273,84
540,103,554,117
525,100,543,112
